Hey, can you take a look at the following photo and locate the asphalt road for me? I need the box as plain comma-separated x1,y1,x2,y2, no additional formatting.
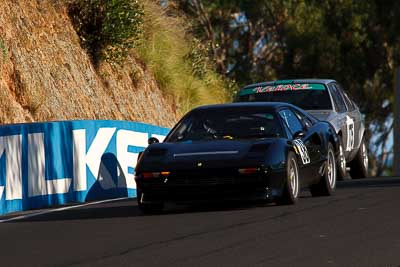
1,177,400,267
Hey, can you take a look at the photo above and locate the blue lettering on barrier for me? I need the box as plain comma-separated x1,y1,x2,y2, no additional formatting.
0,120,170,215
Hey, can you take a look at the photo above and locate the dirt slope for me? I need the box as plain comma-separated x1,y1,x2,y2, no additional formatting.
0,0,177,127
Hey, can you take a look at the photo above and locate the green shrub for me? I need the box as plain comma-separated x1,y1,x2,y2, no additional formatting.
68,0,144,65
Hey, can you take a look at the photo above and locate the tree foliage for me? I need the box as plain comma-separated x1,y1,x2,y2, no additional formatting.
171,0,400,175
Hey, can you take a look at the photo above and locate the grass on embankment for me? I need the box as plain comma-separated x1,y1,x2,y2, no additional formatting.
137,0,232,116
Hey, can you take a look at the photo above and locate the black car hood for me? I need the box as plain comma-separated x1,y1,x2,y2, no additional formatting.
138,139,281,171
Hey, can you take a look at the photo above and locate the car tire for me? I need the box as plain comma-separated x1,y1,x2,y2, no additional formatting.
310,143,336,197
137,189,164,214
337,136,348,180
349,137,368,179
277,151,299,205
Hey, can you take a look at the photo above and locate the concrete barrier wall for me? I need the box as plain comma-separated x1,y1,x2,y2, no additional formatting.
0,120,169,215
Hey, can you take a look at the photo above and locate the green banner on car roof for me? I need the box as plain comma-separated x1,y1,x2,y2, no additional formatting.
239,83,326,96
274,80,294,85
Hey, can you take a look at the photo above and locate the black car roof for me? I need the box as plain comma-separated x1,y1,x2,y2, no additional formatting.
192,102,297,112
241,79,336,90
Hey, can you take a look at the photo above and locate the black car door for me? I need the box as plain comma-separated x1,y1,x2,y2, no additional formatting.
278,109,316,185
291,109,322,156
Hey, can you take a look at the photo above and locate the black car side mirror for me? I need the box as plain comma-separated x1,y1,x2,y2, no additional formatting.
293,131,305,139
148,137,160,145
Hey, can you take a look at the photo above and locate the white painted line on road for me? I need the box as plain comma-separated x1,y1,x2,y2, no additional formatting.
0,197,131,223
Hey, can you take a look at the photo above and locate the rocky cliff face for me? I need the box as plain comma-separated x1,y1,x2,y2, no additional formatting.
0,0,177,127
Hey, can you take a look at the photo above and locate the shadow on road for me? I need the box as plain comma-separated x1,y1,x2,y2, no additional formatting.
11,199,278,223
8,177,400,223
166,200,277,215
12,200,142,223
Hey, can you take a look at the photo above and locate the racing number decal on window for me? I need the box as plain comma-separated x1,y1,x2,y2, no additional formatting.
293,139,311,164
345,115,355,151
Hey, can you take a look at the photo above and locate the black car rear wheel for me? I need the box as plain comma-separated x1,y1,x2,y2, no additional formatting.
349,137,368,179
137,189,164,214
277,151,299,205
311,143,336,196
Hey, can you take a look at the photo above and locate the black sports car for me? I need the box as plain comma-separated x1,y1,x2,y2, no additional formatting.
134,102,340,213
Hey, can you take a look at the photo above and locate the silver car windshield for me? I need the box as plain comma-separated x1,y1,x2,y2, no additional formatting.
237,85,332,110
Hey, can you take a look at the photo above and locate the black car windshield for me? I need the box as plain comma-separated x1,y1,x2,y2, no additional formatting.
236,83,332,110
166,107,284,142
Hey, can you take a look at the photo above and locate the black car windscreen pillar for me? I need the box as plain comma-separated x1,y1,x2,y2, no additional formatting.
394,67,400,176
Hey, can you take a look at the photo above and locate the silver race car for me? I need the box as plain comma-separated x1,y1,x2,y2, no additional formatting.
236,79,368,179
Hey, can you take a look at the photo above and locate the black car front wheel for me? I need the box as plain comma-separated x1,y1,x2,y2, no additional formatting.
311,143,336,196
349,137,368,179
277,151,299,205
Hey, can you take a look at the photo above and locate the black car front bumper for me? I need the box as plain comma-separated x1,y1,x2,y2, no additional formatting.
135,168,286,204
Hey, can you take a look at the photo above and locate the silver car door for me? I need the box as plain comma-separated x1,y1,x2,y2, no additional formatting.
327,83,351,157
336,84,361,155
